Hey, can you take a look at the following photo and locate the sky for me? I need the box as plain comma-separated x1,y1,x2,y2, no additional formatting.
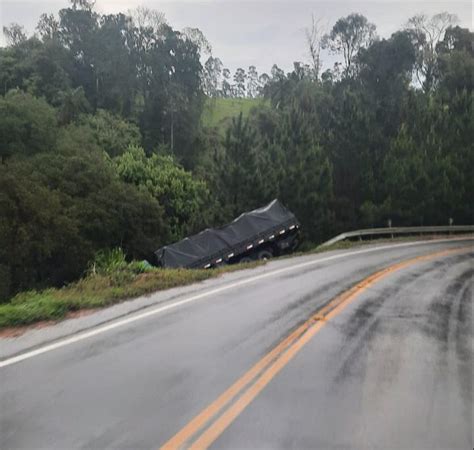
1,0,472,74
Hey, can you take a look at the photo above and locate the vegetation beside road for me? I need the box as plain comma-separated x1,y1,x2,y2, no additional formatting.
0,249,263,329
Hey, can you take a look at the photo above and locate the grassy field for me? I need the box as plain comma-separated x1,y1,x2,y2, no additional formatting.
202,97,265,130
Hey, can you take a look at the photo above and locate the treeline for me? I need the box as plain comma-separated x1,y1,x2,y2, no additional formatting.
0,2,472,301
203,62,271,98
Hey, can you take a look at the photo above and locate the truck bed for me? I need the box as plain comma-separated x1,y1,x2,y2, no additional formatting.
154,199,300,268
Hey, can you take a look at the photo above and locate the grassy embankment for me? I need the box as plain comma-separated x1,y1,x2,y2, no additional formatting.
0,250,264,329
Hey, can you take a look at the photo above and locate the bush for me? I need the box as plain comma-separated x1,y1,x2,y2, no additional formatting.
88,248,127,276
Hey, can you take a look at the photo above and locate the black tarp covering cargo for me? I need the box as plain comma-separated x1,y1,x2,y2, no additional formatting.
155,199,299,268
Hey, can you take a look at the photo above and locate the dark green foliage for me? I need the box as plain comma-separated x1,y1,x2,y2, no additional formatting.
77,110,141,157
0,140,169,301
0,91,57,161
219,113,269,218
0,163,81,297
115,145,212,240
323,13,377,76
137,24,204,162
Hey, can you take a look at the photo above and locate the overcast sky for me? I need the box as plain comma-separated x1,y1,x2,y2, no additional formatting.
1,1,471,73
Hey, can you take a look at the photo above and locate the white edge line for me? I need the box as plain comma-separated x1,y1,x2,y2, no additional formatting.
1,237,472,368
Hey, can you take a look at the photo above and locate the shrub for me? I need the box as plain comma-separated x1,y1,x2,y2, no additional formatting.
88,248,127,276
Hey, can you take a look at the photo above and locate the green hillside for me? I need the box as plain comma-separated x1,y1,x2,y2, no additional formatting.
202,97,265,129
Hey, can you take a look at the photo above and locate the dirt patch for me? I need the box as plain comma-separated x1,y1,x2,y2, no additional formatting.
0,308,98,339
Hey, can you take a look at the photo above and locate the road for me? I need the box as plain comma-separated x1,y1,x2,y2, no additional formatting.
0,239,472,449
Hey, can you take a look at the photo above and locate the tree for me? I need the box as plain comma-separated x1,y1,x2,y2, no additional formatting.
3,23,27,46
247,65,259,98
248,98,335,241
135,23,204,158
233,68,246,97
203,56,223,97
115,146,211,239
291,62,313,81
264,65,289,106
381,124,430,224
0,91,57,162
305,15,326,80
436,25,473,54
436,26,473,95
257,73,270,96
0,35,73,102
406,12,458,92
57,87,91,124
0,135,168,300
220,113,267,216
222,68,232,97
323,13,376,76
181,27,212,56
93,13,136,115
70,0,96,10
129,6,166,32
0,163,81,299
57,4,100,107
77,109,141,157
270,64,285,81
358,31,416,93
36,14,60,41
357,31,416,138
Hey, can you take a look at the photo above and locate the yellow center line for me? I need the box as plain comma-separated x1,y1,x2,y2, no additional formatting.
160,246,470,450
160,317,313,449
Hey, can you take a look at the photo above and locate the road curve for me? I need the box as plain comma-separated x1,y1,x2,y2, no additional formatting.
0,239,472,449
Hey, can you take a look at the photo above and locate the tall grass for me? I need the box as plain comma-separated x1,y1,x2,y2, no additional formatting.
0,252,263,329
88,248,128,275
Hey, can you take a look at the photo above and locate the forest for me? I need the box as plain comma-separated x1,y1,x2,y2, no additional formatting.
0,0,472,301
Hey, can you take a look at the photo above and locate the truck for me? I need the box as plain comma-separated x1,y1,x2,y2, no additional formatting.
154,199,300,269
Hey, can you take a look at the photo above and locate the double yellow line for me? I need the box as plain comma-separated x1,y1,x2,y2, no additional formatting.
160,246,470,449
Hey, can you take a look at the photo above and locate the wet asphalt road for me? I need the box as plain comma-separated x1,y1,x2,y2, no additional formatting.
0,239,472,450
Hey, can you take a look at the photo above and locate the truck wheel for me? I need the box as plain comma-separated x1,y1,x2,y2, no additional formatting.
257,250,273,260
239,256,254,264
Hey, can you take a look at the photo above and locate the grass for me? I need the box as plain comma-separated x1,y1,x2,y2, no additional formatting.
202,97,265,130
0,259,263,329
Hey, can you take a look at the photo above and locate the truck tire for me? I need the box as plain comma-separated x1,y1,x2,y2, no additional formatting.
257,249,273,260
239,256,254,264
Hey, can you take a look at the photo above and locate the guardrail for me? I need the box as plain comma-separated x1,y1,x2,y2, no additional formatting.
319,225,474,248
